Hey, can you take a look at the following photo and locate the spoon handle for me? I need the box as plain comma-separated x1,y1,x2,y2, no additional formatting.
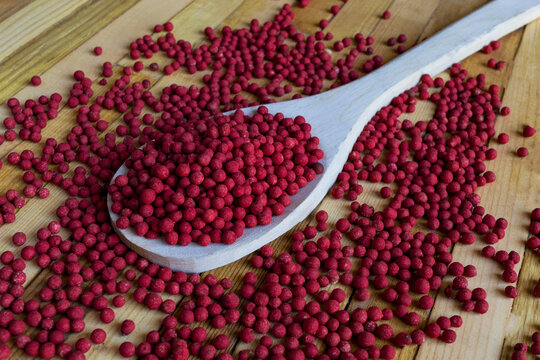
334,0,540,117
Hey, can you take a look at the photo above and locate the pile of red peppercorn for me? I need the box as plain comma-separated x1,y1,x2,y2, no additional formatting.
0,1,537,360
109,108,323,246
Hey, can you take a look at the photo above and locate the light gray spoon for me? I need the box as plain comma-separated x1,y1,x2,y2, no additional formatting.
108,0,540,272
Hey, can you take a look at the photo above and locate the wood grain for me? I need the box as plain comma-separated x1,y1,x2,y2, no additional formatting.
0,0,34,23
0,0,538,359
0,0,140,104
486,18,540,360
0,0,91,63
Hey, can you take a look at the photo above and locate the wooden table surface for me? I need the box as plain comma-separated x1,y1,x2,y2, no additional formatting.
0,0,538,359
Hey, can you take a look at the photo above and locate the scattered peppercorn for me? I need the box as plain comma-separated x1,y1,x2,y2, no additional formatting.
523,125,536,137
0,4,534,360
516,147,529,157
30,76,41,86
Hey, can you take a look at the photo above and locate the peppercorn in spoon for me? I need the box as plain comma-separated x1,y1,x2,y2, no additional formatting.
108,0,540,272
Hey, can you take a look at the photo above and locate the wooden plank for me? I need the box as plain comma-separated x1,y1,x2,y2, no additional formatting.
323,0,392,40
418,0,489,42
0,0,141,105
0,0,91,63
488,18,540,360
364,0,440,64
415,16,540,360
292,0,342,35
0,0,34,23
503,251,540,359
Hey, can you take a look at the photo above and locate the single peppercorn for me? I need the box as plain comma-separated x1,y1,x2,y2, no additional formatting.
31,76,42,86
119,342,135,357
516,147,529,157
497,133,510,144
440,329,457,343
91,328,106,344
121,319,135,335
523,125,536,137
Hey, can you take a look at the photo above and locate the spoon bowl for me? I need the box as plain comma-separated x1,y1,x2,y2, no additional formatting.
108,0,540,272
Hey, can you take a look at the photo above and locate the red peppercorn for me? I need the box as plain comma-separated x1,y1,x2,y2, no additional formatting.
31,76,42,86
380,186,392,198
452,276,468,290
471,288,487,301
504,285,518,298
516,147,529,157
523,125,536,137
375,344,393,359
121,319,135,335
213,334,230,350
382,10,391,19
119,342,135,357
531,342,540,355
76,338,91,353
0,344,9,359
527,237,540,249
163,21,174,31
357,331,375,347
450,315,463,328
100,308,115,323
497,133,510,144
463,265,477,277
394,332,412,347
375,324,393,340
532,209,540,222
474,299,489,314
534,281,540,298
315,210,328,223
91,328,106,344
440,329,456,343
437,316,451,330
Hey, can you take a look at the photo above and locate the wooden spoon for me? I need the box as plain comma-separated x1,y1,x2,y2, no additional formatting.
108,0,540,272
